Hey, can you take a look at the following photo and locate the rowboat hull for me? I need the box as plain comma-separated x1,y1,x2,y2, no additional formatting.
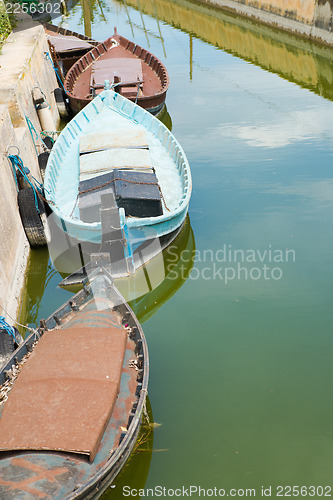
51,201,189,248
0,270,149,499
44,89,192,264
67,87,167,116
64,31,169,115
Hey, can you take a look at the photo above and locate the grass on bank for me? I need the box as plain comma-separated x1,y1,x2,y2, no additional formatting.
0,1,13,51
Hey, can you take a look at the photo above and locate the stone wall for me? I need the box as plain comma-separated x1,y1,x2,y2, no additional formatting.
241,0,316,25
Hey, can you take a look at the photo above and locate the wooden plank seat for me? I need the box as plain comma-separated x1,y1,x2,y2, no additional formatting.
0,325,127,462
80,130,149,154
79,130,153,182
79,149,153,182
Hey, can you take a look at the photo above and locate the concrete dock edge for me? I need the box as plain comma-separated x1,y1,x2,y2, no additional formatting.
0,13,59,324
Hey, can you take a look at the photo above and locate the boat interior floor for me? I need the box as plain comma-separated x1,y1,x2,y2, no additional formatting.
71,46,162,100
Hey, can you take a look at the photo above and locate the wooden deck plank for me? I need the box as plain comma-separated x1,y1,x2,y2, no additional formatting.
79,129,149,153
79,148,153,182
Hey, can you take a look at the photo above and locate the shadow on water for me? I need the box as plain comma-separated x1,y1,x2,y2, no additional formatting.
157,104,172,131
130,215,195,323
119,0,333,101
17,248,55,336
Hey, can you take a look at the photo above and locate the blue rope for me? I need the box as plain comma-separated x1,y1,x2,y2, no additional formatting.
9,155,19,192
7,154,43,214
37,87,51,110
45,51,66,91
0,317,16,341
25,116,39,157
26,116,54,154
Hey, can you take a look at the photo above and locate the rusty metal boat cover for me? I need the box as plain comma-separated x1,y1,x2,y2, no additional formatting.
0,326,127,462
48,34,94,54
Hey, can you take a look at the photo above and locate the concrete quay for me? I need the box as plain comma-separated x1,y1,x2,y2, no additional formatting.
0,13,59,323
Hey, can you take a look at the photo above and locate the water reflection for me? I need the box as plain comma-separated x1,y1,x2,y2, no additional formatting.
56,0,333,106
63,0,110,35
158,105,172,131
130,216,195,323
18,216,195,328
119,0,333,102
62,0,333,106
17,248,55,336
218,108,333,148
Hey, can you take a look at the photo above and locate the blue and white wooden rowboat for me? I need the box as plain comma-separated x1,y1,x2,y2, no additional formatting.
44,89,192,255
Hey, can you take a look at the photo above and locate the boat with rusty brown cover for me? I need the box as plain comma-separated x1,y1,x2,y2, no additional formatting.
43,22,100,77
64,28,169,115
0,265,148,499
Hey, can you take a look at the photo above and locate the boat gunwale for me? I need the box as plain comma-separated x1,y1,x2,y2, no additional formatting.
42,22,100,47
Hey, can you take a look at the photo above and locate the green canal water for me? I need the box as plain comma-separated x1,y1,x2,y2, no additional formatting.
19,0,333,497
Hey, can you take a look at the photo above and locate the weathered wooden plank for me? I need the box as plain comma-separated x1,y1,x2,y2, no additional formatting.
79,129,148,153
80,148,153,175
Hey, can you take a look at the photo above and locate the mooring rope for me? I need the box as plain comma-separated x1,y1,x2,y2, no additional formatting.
6,154,44,214
0,307,38,335
25,116,52,156
25,116,40,157
40,131,60,139
45,51,66,91
0,317,17,341
33,85,51,110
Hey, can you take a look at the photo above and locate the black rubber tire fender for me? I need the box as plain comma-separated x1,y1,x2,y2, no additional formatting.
0,328,15,355
12,327,23,348
18,187,47,248
54,87,69,119
38,151,50,182
16,170,31,190
42,136,54,150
